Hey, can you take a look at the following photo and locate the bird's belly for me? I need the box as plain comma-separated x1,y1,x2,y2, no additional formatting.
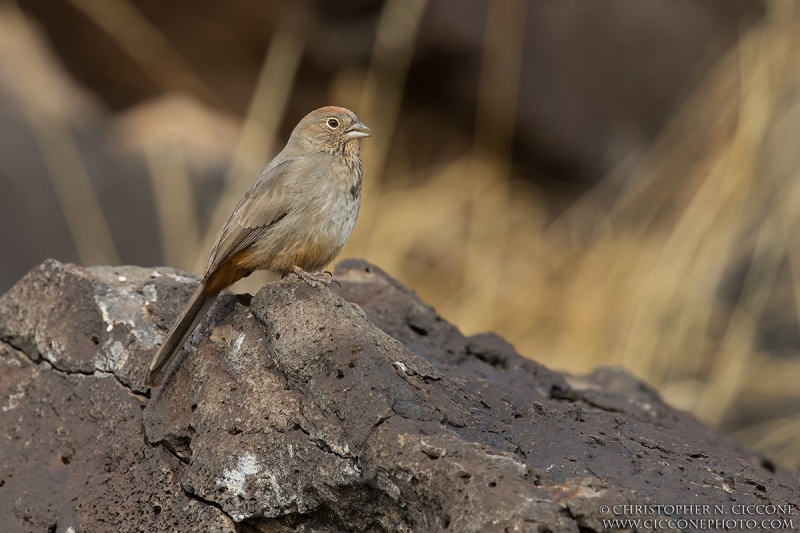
254,191,360,274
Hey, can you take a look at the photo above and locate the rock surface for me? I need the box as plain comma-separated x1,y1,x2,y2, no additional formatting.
0,259,796,532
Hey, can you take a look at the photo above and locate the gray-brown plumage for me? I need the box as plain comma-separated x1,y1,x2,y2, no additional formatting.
145,106,370,386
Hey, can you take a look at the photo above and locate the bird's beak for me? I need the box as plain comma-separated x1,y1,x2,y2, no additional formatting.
346,120,371,139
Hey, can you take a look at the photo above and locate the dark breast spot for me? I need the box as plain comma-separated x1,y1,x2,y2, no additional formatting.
350,184,361,199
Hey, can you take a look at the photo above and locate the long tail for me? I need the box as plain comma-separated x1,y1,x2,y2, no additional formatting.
145,282,216,386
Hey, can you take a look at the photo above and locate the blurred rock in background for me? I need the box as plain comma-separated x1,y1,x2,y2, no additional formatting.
4,0,800,469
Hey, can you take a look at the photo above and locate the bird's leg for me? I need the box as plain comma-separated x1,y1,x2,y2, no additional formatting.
292,266,332,288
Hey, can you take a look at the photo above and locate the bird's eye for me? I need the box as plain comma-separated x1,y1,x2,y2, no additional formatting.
326,118,339,129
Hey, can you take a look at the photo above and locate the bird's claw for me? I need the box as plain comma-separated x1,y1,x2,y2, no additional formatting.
292,266,335,288
321,270,342,287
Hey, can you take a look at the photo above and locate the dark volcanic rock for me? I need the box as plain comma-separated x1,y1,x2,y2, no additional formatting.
0,259,797,532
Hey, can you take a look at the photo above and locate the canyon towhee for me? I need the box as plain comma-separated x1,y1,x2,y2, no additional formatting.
145,106,371,386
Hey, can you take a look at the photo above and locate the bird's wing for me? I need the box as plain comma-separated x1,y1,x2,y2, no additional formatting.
204,158,295,275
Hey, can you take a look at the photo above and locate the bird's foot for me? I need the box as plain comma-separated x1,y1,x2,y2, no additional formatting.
292,266,335,288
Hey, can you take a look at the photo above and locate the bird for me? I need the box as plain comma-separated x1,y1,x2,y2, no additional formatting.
145,106,371,386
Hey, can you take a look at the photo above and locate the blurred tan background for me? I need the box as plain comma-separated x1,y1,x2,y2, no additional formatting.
3,0,800,469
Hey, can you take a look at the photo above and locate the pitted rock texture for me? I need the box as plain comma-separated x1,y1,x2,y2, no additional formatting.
0,259,797,533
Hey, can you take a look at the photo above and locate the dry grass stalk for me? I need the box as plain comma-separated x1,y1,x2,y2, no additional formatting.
458,0,528,333
144,146,200,270
348,0,428,252
2,3,119,266
113,94,242,272
65,0,217,104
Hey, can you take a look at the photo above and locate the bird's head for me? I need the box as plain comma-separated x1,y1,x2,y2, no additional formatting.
290,106,371,154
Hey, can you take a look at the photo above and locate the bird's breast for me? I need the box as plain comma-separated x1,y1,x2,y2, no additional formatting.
321,175,361,247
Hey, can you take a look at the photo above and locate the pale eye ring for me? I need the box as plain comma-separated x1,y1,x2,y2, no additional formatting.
326,118,339,129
